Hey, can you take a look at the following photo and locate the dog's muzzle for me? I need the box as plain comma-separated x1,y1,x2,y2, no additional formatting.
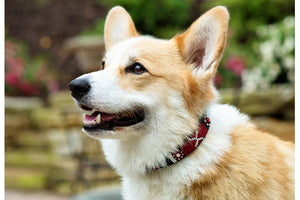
69,76,146,132
69,78,91,100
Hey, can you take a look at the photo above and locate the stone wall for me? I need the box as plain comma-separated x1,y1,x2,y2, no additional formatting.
5,91,119,194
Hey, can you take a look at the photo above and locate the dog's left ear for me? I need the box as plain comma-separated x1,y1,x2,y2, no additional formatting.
104,6,138,49
175,6,229,77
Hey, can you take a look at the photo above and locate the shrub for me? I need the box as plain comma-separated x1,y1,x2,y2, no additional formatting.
5,40,58,97
242,16,294,92
83,0,194,38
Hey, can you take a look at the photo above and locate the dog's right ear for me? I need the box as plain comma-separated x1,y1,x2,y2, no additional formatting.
175,6,229,79
104,6,138,50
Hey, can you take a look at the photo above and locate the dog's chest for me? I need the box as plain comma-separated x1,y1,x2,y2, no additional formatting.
122,175,193,200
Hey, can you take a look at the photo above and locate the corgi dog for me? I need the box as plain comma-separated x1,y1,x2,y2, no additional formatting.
69,6,294,200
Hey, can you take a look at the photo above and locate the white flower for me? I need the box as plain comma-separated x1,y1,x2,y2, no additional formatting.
269,63,281,79
283,16,294,29
283,37,294,53
283,56,294,70
259,41,274,61
242,16,294,92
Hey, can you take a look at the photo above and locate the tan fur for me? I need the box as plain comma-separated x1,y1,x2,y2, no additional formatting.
190,125,294,200
116,38,215,117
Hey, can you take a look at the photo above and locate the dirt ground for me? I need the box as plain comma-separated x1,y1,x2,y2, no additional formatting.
5,189,69,200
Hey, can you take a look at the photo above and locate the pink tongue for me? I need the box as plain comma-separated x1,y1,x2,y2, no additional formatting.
85,112,98,121
85,112,116,122
101,113,115,122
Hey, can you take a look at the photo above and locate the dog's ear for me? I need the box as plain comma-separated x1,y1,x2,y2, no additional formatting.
175,6,229,77
104,6,138,49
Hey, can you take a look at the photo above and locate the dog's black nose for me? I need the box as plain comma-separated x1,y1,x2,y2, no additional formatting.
69,78,91,99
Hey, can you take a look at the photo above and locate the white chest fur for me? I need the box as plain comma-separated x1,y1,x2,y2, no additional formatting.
101,104,250,200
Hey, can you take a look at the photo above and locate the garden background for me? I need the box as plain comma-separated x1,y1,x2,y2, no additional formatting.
5,0,294,199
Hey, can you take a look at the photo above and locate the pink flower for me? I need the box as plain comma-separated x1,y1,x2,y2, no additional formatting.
5,57,24,78
5,40,57,97
5,72,20,87
225,56,246,76
19,81,40,96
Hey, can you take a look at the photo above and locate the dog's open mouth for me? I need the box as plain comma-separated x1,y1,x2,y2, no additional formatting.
81,106,145,131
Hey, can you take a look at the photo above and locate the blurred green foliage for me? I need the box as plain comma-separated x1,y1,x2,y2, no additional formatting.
202,0,294,43
84,0,294,39
83,0,194,38
104,0,192,38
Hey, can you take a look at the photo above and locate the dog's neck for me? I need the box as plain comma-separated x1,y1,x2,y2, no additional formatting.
101,104,248,179
148,114,211,171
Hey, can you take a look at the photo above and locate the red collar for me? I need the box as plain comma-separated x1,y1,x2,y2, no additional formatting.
150,115,210,170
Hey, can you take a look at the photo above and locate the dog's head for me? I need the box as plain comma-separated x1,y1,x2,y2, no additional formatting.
70,6,229,140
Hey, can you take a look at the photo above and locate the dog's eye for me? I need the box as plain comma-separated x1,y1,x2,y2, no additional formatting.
126,62,147,75
100,60,105,70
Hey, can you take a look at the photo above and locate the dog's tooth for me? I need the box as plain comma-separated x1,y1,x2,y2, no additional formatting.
83,114,89,125
96,114,101,124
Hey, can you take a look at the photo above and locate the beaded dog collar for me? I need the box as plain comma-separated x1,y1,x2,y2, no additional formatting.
150,115,210,170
